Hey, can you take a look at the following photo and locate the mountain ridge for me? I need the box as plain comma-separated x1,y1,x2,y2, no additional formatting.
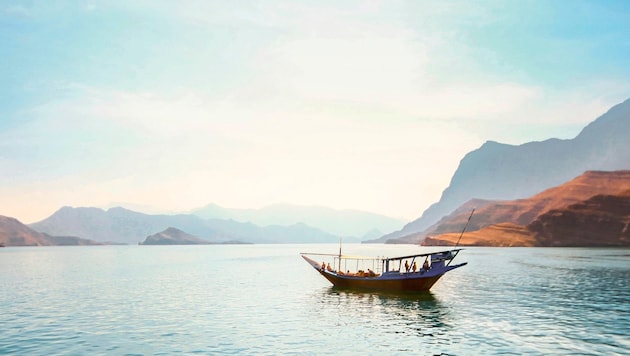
28,206,349,244
374,97,630,243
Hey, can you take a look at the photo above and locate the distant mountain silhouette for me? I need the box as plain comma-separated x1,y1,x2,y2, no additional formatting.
421,170,630,246
139,227,251,245
190,203,405,238
29,207,229,244
0,215,100,246
140,227,212,245
29,206,346,244
375,97,630,243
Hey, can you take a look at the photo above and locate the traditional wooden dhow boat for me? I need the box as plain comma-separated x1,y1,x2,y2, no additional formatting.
301,249,467,292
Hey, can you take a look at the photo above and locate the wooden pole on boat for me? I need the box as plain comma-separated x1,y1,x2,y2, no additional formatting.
338,238,342,272
454,208,475,248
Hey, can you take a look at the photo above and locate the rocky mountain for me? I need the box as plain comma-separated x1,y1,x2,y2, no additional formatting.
399,170,630,243
528,190,630,246
375,98,630,243
1,215,51,246
0,215,100,246
139,227,212,245
190,203,405,238
422,222,537,247
29,206,346,244
421,171,630,247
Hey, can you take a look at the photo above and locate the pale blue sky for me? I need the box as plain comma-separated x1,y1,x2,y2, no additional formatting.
1,0,629,223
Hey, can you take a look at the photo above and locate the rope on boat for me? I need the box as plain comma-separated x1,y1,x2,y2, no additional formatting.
454,208,475,248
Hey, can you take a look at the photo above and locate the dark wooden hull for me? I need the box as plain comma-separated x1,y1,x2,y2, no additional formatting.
301,254,466,292
319,270,443,292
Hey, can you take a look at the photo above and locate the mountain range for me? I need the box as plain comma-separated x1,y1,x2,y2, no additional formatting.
27,206,349,245
372,97,630,243
2,98,629,247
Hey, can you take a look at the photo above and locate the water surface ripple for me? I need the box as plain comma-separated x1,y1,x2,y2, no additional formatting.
1,245,628,355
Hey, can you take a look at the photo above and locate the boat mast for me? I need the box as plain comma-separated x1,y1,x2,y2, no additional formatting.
338,238,342,272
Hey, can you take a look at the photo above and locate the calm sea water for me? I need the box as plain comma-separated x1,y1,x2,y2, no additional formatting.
1,244,628,355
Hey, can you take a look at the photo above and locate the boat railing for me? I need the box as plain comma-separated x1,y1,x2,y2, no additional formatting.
332,255,384,276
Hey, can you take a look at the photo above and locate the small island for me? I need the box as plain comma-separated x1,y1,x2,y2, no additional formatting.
139,227,249,245
139,227,212,245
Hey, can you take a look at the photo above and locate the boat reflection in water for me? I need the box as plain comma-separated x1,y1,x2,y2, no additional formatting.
312,288,453,343
301,249,467,293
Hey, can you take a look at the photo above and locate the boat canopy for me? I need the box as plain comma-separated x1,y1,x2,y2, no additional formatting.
300,249,463,262
379,249,463,262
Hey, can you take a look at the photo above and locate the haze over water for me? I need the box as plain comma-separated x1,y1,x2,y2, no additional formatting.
1,245,628,355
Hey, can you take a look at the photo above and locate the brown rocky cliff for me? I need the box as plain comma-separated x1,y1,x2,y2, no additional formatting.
423,189,630,247
423,222,537,247
422,171,630,247
529,190,630,246
426,170,630,236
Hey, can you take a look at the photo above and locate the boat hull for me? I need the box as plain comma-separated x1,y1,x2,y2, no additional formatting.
302,254,465,292
319,270,443,292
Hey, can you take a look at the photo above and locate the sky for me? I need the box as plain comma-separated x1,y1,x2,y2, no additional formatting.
1,0,630,224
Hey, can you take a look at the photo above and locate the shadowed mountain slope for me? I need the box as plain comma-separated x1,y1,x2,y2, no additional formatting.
0,215,100,246
1,215,51,246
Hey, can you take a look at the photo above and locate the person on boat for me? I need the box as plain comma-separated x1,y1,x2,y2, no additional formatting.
321,262,325,271
412,261,417,272
423,257,430,271
326,263,332,271
404,260,410,272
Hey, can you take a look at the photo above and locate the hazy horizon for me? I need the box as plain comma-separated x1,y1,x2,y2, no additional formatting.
2,1,630,223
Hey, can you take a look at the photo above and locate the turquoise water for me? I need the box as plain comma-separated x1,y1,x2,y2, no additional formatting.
1,245,628,355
